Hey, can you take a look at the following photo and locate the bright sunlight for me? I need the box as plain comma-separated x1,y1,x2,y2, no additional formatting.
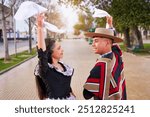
59,5,78,33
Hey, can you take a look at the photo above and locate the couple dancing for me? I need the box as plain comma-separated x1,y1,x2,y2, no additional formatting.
34,14,127,100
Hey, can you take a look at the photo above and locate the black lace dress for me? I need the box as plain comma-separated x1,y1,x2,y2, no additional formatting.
34,49,74,99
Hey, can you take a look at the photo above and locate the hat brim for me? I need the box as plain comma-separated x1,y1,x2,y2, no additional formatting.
85,32,123,43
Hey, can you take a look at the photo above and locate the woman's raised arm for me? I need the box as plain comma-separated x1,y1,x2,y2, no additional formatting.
37,14,46,51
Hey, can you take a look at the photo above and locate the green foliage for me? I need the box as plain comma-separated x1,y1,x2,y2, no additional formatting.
119,43,127,51
72,0,82,5
108,0,150,32
58,0,82,6
95,18,106,27
74,11,94,33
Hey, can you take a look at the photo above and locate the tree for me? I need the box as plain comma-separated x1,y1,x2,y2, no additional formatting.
0,0,16,61
108,0,150,49
67,0,112,33
45,3,65,38
14,0,48,53
58,0,82,6
72,0,150,49
74,11,93,34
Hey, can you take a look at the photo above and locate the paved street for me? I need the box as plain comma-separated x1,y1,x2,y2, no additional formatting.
0,39,150,100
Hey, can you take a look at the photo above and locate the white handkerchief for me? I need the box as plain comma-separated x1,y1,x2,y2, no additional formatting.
44,21,64,33
93,8,110,18
14,1,47,20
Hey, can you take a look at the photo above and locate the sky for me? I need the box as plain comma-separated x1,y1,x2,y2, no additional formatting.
59,4,78,33
16,20,28,32
15,1,79,33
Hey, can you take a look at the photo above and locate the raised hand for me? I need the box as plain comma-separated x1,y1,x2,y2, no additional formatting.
37,13,45,28
37,13,46,50
106,16,113,28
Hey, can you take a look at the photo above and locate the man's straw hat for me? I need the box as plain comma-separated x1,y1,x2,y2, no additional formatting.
85,28,123,43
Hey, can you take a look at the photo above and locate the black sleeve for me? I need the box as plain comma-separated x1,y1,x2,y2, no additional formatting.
83,89,94,100
37,48,49,78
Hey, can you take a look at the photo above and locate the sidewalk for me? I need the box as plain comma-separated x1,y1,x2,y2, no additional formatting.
143,39,150,44
0,39,150,100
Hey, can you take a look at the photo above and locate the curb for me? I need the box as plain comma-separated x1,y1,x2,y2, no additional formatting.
0,55,37,75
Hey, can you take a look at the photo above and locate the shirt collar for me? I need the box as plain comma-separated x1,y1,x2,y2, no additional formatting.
100,51,113,59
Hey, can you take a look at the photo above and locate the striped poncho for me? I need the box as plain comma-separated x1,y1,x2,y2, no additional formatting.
83,44,127,100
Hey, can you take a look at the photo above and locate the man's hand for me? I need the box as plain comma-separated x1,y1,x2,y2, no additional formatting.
106,16,113,28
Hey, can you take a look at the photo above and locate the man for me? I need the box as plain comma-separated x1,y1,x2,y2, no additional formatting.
83,27,127,100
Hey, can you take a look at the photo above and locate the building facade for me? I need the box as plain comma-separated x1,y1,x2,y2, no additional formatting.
0,3,13,42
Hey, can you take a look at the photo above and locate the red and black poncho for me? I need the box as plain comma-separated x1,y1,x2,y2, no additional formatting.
83,44,127,100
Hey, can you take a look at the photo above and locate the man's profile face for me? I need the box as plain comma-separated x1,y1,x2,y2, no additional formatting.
92,37,107,55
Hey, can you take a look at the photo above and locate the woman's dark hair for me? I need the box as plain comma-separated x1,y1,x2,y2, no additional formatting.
45,38,56,64
35,38,56,100
35,75,47,100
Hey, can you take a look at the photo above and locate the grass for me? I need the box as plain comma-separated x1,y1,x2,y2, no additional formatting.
119,43,150,55
0,48,37,72
119,43,126,51
143,43,150,49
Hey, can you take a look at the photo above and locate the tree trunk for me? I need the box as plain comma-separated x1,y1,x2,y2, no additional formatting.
2,5,10,61
133,26,144,49
145,30,148,40
124,28,131,48
13,7,17,57
28,18,32,53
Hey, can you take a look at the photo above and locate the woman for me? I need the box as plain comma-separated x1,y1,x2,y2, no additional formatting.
34,14,75,100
